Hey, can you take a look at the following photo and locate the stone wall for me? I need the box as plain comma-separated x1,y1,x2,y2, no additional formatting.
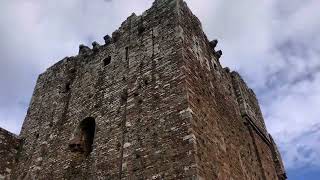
12,0,196,179
6,0,286,179
232,72,268,137
177,0,286,179
0,128,20,179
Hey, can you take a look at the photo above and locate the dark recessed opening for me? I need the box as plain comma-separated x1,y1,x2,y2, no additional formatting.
135,153,141,159
144,79,149,86
120,90,128,104
80,118,96,154
138,25,145,35
70,69,76,74
103,56,111,66
65,83,71,92
125,47,129,61
69,117,96,156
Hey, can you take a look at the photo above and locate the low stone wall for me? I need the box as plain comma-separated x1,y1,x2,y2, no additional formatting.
0,128,20,179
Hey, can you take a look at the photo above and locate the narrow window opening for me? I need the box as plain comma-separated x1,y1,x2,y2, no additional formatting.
125,47,129,61
69,117,96,156
138,25,145,35
103,56,111,66
120,90,128,105
65,83,71,92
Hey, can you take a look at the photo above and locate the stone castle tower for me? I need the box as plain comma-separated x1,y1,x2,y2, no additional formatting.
0,0,286,179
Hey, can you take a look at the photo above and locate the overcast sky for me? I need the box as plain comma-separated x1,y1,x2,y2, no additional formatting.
1,0,319,179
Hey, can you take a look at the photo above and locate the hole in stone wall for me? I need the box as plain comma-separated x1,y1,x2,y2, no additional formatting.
69,117,96,155
138,25,145,35
103,56,111,66
120,90,128,105
144,79,149,86
70,68,76,74
135,153,141,159
125,47,129,58
65,83,71,92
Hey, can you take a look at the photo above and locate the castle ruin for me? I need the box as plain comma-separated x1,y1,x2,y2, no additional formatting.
0,0,286,179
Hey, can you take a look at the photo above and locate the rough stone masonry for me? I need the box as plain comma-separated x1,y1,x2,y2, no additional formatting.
0,0,287,179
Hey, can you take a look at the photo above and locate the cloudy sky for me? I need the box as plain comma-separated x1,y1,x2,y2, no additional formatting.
1,0,319,179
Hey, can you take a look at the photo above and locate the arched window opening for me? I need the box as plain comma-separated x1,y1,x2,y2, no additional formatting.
69,117,96,156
